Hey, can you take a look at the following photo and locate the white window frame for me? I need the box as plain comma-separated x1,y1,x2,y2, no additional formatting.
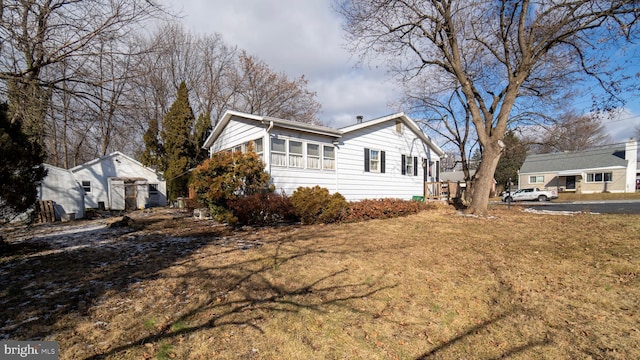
307,143,320,169
271,138,287,167
586,172,612,183
529,175,544,184
323,145,335,170
253,138,264,161
405,155,414,176
369,149,380,173
288,140,304,168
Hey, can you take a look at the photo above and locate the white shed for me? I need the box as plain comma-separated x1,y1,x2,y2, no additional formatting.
70,152,167,210
38,164,85,220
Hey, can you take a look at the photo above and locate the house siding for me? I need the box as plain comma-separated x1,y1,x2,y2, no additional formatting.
208,116,265,156
337,121,440,201
39,164,85,219
518,167,627,194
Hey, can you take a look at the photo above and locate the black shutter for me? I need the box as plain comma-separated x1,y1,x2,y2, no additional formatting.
381,151,385,173
364,148,370,172
413,157,418,176
401,155,406,175
436,161,440,181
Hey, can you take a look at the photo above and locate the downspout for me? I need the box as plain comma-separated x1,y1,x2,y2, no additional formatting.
265,120,274,177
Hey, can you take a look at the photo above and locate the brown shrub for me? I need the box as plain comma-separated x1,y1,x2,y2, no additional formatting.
228,193,297,226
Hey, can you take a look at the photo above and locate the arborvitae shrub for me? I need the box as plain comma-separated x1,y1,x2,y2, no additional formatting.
290,186,348,224
228,193,297,226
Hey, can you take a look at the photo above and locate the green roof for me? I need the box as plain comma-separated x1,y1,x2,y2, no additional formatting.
520,144,627,174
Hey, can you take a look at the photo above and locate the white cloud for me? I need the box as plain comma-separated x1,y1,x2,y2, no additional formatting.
600,108,640,143
165,0,400,127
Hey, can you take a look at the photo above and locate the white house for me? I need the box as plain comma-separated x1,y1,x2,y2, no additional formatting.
37,164,85,220
70,151,167,210
202,111,445,201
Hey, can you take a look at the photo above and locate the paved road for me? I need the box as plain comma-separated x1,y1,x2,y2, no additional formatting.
501,200,640,214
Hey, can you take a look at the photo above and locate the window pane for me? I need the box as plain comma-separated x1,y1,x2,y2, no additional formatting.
271,138,285,152
587,173,594,182
307,143,319,156
594,173,603,182
289,140,302,154
604,172,612,182
323,146,334,158
370,150,379,161
255,138,263,153
271,153,286,166
307,157,320,169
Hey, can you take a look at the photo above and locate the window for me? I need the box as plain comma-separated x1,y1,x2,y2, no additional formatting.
254,138,263,157
82,181,91,193
364,148,385,173
529,175,544,184
402,155,418,176
370,150,380,172
271,138,286,167
586,172,612,182
307,143,320,169
149,184,159,194
289,140,303,168
323,145,335,170
232,144,244,153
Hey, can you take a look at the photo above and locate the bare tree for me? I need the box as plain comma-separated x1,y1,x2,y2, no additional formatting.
0,1,165,133
231,51,322,124
337,0,639,214
531,112,612,153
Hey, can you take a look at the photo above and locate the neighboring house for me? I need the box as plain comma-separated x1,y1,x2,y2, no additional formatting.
202,110,445,201
38,164,86,220
518,139,638,193
70,151,167,210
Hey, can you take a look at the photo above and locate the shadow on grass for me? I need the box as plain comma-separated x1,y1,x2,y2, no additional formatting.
415,252,552,359
1,212,395,359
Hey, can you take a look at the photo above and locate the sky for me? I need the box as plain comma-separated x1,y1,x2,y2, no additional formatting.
164,0,640,143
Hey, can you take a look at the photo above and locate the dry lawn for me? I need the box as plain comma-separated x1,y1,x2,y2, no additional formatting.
1,206,639,359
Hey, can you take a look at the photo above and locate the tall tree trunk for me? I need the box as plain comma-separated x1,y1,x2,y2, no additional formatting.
467,143,503,215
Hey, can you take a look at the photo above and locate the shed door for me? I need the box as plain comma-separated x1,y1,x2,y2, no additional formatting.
124,180,137,210
109,179,125,210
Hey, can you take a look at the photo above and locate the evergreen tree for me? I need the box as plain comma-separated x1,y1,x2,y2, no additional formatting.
495,130,527,188
161,81,196,201
0,103,47,223
141,117,164,170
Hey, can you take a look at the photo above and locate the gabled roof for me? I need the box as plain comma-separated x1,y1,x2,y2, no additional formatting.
70,151,163,175
520,144,628,174
203,110,445,157
202,111,342,149
340,112,445,156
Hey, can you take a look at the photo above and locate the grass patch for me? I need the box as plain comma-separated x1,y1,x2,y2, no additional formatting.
1,207,639,359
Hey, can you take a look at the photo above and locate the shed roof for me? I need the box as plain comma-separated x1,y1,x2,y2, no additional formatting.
520,144,628,174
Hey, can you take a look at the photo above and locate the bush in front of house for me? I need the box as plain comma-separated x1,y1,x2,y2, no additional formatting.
191,149,272,223
290,186,349,224
228,192,298,226
343,198,429,222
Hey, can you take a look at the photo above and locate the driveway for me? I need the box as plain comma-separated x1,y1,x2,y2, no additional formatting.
500,200,640,214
